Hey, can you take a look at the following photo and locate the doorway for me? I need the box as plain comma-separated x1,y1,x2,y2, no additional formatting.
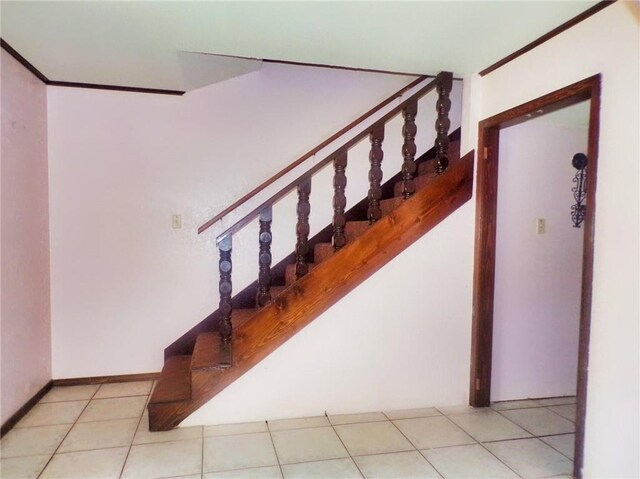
470,75,600,479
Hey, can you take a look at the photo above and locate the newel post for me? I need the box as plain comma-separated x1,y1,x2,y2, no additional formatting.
435,72,453,175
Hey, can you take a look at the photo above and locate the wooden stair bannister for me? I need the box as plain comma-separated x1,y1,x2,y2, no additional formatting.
149,71,470,431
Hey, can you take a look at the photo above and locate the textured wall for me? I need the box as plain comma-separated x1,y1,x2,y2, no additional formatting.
0,49,51,424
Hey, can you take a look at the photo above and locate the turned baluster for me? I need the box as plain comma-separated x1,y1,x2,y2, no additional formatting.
256,206,273,307
217,234,233,344
401,101,418,198
434,73,453,175
295,178,312,278
332,151,348,250
367,123,385,223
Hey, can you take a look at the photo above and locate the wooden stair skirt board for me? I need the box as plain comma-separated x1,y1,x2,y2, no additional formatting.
148,150,474,431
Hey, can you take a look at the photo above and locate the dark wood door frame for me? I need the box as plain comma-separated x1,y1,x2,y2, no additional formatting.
470,74,601,479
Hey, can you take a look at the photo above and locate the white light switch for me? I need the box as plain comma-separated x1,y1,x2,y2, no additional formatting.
172,214,182,229
536,218,546,235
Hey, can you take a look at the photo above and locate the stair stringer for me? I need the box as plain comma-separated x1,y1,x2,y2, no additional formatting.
149,152,474,430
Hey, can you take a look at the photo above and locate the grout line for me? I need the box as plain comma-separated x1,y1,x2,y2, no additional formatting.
476,441,525,478
117,393,149,479
265,420,285,479
327,421,366,479
36,383,101,478
201,420,205,479
385,419,446,479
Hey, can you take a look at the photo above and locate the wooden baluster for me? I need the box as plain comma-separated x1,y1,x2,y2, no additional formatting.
367,123,385,223
401,101,418,198
256,206,273,307
332,151,348,250
295,178,312,278
218,234,233,344
434,73,453,175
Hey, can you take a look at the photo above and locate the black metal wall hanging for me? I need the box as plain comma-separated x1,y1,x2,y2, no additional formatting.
571,153,587,228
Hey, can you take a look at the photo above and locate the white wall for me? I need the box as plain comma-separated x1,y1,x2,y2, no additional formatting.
0,49,52,424
469,3,639,477
47,63,462,379
492,117,587,401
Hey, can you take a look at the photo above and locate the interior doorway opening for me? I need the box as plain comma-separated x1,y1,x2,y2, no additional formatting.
470,75,600,479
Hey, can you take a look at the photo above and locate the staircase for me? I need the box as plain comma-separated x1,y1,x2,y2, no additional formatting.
148,72,474,431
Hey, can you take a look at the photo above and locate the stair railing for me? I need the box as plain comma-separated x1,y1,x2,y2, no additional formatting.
204,71,453,349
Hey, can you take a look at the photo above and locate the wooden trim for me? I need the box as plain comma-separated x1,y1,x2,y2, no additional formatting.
573,74,601,479
471,74,601,479
1,38,184,95
479,1,616,77
52,372,160,387
0,38,49,84
47,81,184,96
214,72,451,240
198,74,432,234
1,380,53,437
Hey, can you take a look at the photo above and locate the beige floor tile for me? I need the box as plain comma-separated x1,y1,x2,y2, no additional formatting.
78,396,146,422
205,420,267,436
0,424,72,458
547,404,576,422
269,416,330,431
335,421,414,456
204,465,283,478
394,416,476,450
40,385,99,403
121,438,202,479
204,432,278,472
94,381,153,398
448,409,531,442
0,454,50,479
423,444,519,478
16,401,88,428
40,447,129,479
272,426,348,464
535,396,576,407
355,450,440,478
500,408,575,436
484,438,573,478
328,412,387,425
384,407,441,420
541,434,575,460
58,417,138,452
436,405,477,415
282,458,362,479
135,413,202,444
491,399,540,411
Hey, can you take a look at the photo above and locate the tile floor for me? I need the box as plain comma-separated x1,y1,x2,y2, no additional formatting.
0,381,576,478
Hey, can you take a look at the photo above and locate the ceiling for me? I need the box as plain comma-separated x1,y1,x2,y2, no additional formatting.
1,1,599,91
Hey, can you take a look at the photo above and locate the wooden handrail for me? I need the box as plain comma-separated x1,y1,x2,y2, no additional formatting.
215,72,450,243
197,74,431,234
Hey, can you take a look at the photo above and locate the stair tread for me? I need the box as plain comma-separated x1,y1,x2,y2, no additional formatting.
191,332,230,370
149,355,191,404
285,262,316,284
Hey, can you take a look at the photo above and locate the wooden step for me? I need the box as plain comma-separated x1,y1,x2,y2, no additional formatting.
233,308,256,329
314,242,335,263
345,221,370,243
380,196,404,216
191,332,231,371
285,263,316,285
149,355,191,404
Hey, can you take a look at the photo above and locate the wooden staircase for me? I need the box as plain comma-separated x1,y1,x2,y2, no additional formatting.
148,72,475,431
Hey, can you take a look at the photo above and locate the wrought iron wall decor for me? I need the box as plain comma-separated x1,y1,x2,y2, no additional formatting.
571,153,587,228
